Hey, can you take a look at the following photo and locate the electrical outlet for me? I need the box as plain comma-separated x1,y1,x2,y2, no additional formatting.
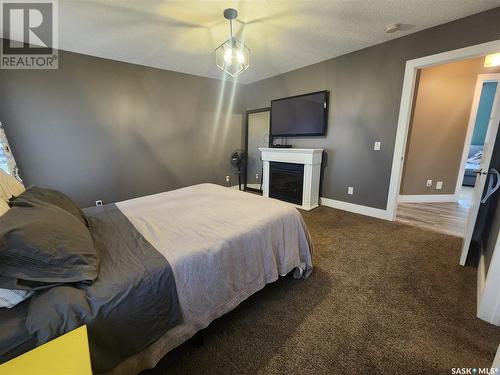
225,176,230,183
95,200,103,207
255,173,259,180
348,186,354,195
426,179,432,187
436,181,443,190
374,141,381,151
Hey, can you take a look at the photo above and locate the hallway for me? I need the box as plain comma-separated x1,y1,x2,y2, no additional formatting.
396,187,474,237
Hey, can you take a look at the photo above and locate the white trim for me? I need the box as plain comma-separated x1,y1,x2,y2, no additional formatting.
397,194,457,203
295,203,319,211
259,148,323,164
493,345,500,369
263,196,318,211
260,148,323,211
320,197,392,221
454,74,500,199
387,39,500,222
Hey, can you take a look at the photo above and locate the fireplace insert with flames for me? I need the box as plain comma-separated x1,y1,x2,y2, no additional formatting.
269,162,304,205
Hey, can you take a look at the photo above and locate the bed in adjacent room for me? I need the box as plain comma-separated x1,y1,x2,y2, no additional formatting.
0,182,313,374
463,144,483,187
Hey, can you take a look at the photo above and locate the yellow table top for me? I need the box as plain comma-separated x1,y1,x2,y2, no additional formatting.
0,325,92,375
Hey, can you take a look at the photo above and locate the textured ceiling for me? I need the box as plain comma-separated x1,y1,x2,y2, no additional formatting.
56,1,500,83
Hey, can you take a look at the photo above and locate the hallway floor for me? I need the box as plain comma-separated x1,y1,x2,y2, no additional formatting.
396,187,474,237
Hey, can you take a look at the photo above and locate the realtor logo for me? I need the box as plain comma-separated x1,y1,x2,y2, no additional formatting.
0,0,58,69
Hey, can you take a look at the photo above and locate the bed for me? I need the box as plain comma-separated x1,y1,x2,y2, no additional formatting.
0,183,313,374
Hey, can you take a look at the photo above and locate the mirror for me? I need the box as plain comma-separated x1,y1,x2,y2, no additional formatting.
245,108,270,193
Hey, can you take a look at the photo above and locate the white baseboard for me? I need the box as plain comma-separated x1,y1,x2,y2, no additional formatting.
320,197,392,221
246,183,262,190
398,194,458,203
229,184,262,190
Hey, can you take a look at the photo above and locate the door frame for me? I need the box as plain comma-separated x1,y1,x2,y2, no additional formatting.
454,74,500,201
387,39,500,221
244,107,271,193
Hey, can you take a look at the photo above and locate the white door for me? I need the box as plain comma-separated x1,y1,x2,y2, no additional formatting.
460,76,500,265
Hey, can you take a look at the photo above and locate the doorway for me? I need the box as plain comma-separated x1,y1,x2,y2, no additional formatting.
387,40,500,269
395,66,500,237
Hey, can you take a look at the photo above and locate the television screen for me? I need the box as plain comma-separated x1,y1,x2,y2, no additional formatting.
271,91,328,137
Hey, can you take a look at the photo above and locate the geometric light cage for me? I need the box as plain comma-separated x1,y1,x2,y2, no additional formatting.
215,37,250,77
215,8,250,77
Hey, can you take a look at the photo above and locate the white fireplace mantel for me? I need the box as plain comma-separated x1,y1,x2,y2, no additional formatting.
259,148,323,211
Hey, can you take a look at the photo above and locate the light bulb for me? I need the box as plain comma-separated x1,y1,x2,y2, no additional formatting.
236,50,245,64
224,48,233,64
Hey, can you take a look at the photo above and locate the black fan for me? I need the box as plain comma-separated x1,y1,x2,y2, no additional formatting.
230,150,246,190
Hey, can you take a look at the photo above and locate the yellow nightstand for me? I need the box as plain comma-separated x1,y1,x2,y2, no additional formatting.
0,325,93,375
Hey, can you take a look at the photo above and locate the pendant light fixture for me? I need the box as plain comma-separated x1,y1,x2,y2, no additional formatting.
215,8,250,77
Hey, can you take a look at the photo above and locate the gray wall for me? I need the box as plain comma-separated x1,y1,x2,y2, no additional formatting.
0,49,245,207
245,8,500,209
2,8,500,210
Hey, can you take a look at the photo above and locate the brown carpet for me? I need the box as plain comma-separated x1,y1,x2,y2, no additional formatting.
142,206,500,374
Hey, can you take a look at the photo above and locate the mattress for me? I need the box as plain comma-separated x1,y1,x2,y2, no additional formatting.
107,183,313,374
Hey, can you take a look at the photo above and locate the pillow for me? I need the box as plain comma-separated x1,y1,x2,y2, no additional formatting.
0,200,9,216
0,170,24,201
9,186,87,226
26,286,90,342
468,144,483,158
467,151,483,164
0,275,62,291
0,288,32,308
0,201,99,287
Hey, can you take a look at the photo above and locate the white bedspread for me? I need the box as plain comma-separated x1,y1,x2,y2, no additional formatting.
109,183,312,374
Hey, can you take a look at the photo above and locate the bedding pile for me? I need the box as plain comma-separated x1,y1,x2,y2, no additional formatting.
0,187,181,373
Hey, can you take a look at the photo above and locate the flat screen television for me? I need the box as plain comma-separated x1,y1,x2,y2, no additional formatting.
271,91,329,137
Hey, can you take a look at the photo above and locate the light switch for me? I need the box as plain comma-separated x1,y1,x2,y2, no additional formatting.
348,186,354,195
374,141,381,151
436,181,443,190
